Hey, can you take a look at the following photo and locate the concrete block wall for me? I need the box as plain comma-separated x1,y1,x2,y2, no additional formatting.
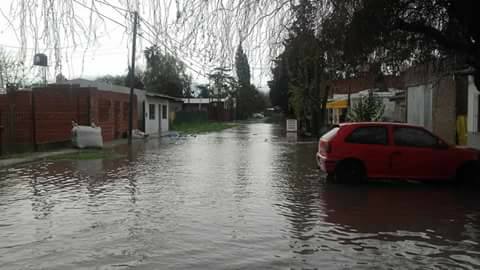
403,61,461,144
432,77,457,144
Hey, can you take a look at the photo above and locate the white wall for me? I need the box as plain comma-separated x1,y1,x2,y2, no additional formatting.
145,98,169,134
407,84,433,130
467,76,480,149
467,76,479,133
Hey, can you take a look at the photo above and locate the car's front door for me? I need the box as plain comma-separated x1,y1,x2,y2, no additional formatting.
344,126,391,178
390,127,439,179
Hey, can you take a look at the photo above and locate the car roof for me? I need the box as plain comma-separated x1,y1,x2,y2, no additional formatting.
338,122,423,128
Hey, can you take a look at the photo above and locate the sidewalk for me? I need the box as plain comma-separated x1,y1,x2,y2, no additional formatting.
0,139,130,169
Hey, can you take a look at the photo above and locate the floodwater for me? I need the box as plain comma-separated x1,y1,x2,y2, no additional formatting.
0,123,479,269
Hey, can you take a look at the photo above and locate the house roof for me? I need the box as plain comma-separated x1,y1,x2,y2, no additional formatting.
146,92,183,102
66,78,147,100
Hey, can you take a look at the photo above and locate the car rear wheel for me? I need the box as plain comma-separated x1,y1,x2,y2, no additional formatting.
335,160,366,184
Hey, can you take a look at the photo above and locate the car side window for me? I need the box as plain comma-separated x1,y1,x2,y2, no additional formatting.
345,126,388,145
393,127,437,148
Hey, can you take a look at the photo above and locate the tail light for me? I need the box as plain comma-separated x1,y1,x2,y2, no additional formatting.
319,140,332,155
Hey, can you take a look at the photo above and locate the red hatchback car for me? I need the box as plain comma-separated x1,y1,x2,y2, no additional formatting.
316,122,479,183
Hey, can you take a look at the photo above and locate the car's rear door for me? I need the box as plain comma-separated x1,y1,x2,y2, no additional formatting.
343,126,391,178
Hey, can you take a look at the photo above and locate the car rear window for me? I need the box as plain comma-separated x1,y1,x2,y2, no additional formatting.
345,126,388,145
321,127,339,141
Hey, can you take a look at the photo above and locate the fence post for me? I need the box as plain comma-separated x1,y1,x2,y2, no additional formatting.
32,89,38,151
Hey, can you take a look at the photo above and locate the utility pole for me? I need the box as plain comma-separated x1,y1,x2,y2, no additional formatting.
128,11,138,145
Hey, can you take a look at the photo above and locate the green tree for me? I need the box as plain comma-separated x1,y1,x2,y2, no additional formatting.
347,92,385,122
208,67,236,99
334,0,480,86
197,84,210,98
144,45,191,97
235,43,251,87
95,66,145,89
95,74,126,86
268,55,290,114
271,0,328,136
235,43,265,119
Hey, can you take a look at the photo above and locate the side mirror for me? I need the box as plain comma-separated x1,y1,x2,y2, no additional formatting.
436,139,449,150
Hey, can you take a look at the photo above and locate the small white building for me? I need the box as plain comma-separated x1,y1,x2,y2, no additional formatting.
145,93,182,135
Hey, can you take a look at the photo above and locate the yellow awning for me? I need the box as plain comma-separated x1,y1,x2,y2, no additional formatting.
327,99,348,109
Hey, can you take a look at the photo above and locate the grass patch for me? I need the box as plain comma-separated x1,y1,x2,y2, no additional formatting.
172,121,238,134
47,149,123,161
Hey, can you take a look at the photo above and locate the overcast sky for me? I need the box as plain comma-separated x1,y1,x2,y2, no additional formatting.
0,0,273,91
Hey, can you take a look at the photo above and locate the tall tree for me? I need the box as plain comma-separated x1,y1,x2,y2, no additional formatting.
144,45,191,97
268,54,290,114
271,0,327,136
235,43,262,119
208,67,236,99
235,43,251,86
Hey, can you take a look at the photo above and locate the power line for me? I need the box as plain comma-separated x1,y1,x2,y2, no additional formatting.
138,16,211,68
139,19,207,71
72,0,128,30
137,32,208,79
93,0,130,13
71,1,207,78
137,29,207,73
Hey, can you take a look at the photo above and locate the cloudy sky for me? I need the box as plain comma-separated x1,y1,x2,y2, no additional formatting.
0,0,286,91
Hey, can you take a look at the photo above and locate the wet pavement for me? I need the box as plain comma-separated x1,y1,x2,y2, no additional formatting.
0,123,479,269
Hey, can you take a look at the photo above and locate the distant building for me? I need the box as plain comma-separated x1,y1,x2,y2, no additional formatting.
181,97,236,122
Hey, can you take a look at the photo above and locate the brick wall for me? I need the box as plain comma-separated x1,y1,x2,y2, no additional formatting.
90,90,137,141
0,91,34,151
33,86,92,144
0,85,138,154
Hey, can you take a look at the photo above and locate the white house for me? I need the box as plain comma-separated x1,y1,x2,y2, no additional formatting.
145,92,182,135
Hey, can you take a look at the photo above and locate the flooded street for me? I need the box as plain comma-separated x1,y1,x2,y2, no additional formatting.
1,123,479,269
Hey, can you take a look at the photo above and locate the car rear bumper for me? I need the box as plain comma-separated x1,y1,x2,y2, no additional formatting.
316,152,336,174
